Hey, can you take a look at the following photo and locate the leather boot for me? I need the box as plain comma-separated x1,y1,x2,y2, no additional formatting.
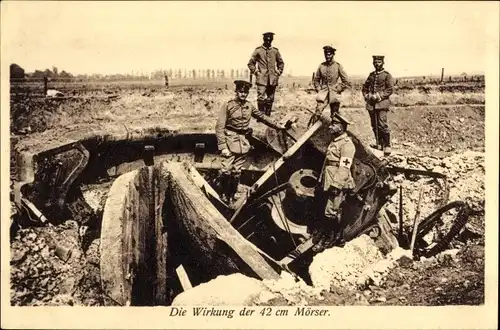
258,102,267,115
218,173,231,204
370,130,381,150
265,102,272,116
227,175,240,205
333,226,346,247
257,101,266,115
383,133,392,156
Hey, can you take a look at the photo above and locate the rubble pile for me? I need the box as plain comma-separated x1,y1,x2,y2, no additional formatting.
171,273,269,306
258,272,323,305
308,235,383,291
10,221,103,306
385,151,485,238
361,248,413,287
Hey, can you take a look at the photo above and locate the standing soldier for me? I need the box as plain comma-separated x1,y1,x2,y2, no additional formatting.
43,76,49,95
313,113,356,251
313,46,351,118
215,80,286,204
164,73,169,88
362,55,394,155
247,32,285,116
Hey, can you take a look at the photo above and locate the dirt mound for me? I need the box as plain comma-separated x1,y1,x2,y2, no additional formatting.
344,105,484,154
10,96,118,135
10,221,107,306
372,244,484,306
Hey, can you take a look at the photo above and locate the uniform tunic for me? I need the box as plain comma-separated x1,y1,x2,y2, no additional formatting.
215,98,277,174
322,132,356,217
362,69,394,142
323,132,356,191
313,61,351,104
362,69,394,110
247,45,285,87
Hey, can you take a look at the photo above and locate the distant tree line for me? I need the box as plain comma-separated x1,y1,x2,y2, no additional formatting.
10,63,251,82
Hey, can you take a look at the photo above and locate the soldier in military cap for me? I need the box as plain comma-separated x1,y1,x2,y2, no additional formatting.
313,45,351,118
362,55,394,155
215,80,286,204
313,112,356,251
247,32,285,116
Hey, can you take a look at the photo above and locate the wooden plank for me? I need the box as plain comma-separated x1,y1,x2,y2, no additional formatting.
100,170,138,306
153,168,169,304
279,238,315,265
175,265,193,291
376,208,400,252
165,162,280,280
410,185,425,254
186,165,225,204
230,119,324,223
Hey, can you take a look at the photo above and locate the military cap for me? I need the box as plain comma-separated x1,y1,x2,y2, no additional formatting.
263,32,275,37
372,55,385,60
323,45,336,53
331,112,352,126
234,80,252,90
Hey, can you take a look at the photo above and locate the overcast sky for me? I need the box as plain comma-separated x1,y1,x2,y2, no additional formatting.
2,1,498,77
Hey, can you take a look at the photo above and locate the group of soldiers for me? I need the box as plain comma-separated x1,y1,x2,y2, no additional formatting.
215,32,394,248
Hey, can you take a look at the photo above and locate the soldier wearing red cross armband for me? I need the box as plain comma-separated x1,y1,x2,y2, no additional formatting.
314,113,355,251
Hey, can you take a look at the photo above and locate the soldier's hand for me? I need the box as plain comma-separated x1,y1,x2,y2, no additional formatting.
308,113,320,127
220,148,231,157
283,119,294,130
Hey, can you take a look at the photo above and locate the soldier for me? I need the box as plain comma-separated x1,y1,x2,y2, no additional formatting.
313,113,356,251
215,80,286,204
164,73,169,88
247,32,285,116
313,46,351,118
362,55,394,156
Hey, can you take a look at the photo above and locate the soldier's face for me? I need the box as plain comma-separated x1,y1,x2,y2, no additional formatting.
263,35,273,45
324,51,334,62
373,59,384,70
328,122,344,135
236,88,249,101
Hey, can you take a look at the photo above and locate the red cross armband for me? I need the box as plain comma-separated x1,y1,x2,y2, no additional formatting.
340,156,353,168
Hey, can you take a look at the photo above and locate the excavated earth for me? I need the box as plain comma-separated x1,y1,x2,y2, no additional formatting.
9,86,486,306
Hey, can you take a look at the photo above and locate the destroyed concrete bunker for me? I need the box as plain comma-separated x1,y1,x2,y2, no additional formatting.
12,113,471,306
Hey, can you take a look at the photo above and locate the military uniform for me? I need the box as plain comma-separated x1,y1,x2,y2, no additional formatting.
247,32,285,115
215,80,282,202
322,132,356,218
362,56,394,153
313,113,355,251
313,46,351,116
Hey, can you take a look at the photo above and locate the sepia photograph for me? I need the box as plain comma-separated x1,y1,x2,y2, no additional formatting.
1,1,498,329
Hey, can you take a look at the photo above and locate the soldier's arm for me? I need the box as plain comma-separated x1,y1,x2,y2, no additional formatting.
362,74,371,100
330,140,356,190
380,72,394,99
247,49,259,74
215,102,228,151
251,104,282,129
276,49,284,75
313,66,322,92
338,64,352,89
